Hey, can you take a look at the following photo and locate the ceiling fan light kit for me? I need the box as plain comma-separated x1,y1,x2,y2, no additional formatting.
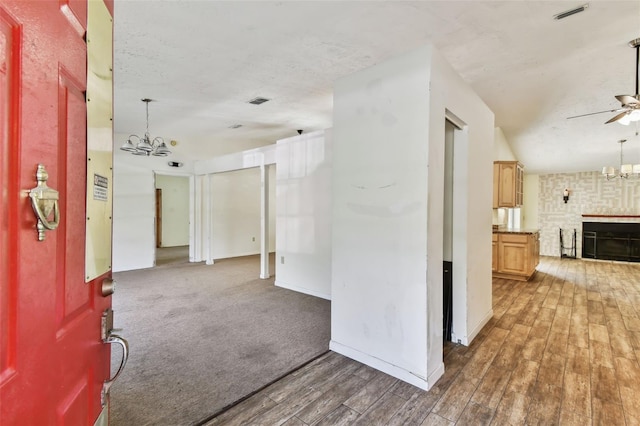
568,37,640,125
616,108,640,126
120,98,171,157
609,38,640,125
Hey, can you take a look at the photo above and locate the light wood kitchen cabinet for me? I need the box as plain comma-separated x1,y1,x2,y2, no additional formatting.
530,235,540,275
492,234,498,272
493,161,524,208
493,231,539,281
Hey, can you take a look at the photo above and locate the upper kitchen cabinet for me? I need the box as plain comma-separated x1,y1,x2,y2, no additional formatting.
493,161,524,208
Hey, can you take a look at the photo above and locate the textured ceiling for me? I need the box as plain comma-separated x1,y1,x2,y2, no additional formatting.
113,1,640,174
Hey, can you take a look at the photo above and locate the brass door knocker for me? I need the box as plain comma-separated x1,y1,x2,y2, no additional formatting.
28,164,60,241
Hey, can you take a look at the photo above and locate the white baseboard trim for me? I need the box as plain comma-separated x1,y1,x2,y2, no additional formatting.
468,309,494,343
426,362,445,391
453,309,494,346
275,280,331,300
216,251,261,260
329,340,430,390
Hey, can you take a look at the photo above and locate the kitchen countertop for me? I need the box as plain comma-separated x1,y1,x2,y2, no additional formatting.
493,227,539,234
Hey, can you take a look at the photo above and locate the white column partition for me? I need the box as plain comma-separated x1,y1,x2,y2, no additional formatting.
331,44,494,390
189,176,196,262
204,174,214,265
260,163,270,279
193,174,204,262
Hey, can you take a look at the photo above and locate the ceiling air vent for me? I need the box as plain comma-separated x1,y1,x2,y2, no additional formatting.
248,97,270,105
553,4,588,20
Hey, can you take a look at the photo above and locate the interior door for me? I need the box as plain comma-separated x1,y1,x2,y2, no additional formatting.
0,1,115,424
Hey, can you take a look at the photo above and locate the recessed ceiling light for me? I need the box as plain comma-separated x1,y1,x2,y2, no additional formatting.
248,97,270,105
553,4,588,20
229,124,242,129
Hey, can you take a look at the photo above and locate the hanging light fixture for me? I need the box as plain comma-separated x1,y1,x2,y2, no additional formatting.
633,125,640,174
120,98,171,157
602,139,637,179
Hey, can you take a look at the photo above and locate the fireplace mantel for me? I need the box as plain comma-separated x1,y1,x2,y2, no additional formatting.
582,214,640,219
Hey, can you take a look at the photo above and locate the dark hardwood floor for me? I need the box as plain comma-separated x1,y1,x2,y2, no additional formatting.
204,257,640,425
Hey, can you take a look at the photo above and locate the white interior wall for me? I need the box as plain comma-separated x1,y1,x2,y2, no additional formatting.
331,44,494,390
193,142,333,294
155,174,190,247
275,130,332,300
113,132,272,272
112,136,195,272
522,174,539,229
332,46,432,389
493,127,517,161
113,159,155,271
429,48,494,356
211,167,276,259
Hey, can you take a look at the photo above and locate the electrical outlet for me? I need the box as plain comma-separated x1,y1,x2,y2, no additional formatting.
281,256,285,264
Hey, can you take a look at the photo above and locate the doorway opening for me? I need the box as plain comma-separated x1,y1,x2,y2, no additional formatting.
154,173,191,267
443,119,456,342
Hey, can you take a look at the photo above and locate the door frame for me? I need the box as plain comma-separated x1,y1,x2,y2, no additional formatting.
153,170,195,262
444,110,468,346
155,188,162,248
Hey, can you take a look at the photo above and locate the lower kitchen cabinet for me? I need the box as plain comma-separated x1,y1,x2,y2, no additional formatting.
493,231,539,281
492,234,499,272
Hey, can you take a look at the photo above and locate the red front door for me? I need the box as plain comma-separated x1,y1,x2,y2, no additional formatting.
1,1,113,424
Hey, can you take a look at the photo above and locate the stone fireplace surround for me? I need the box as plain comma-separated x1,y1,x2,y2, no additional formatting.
538,171,640,257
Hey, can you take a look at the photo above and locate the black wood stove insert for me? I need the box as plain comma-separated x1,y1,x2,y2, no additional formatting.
582,222,640,262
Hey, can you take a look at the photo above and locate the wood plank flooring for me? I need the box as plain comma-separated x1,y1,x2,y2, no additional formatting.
203,257,640,425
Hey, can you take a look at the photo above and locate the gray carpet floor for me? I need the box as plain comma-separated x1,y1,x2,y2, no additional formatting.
110,253,330,426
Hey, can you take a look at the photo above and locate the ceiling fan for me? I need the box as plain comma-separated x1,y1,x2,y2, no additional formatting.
567,37,640,125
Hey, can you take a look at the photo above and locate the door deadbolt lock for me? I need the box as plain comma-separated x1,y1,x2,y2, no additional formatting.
28,164,60,241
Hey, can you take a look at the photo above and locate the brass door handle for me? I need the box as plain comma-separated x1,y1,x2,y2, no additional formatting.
28,164,60,241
